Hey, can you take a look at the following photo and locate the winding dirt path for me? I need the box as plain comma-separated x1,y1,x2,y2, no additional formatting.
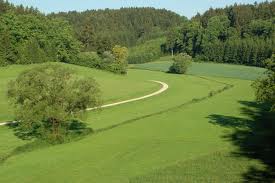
0,80,168,126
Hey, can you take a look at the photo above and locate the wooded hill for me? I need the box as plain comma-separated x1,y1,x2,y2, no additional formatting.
49,8,185,52
1,0,274,68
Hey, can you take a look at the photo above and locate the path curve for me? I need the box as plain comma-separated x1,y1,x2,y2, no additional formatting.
86,80,168,111
0,80,168,126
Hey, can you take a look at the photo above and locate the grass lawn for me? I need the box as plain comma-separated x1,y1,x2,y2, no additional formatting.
0,63,159,122
131,56,266,80
0,63,272,182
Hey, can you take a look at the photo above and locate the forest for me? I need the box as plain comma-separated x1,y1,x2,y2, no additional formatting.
0,0,80,66
1,1,274,69
0,1,184,73
165,1,275,66
50,8,184,52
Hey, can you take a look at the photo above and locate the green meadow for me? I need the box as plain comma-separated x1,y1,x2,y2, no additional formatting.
0,63,159,122
131,56,266,80
0,62,272,182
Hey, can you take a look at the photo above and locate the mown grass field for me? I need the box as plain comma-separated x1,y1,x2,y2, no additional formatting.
0,62,272,183
0,63,159,122
131,56,266,80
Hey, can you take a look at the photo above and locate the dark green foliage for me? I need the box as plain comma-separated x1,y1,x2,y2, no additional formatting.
253,55,275,111
165,1,274,67
17,38,48,64
50,8,184,51
7,64,101,143
247,19,274,38
169,53,192,74
0,28,17,66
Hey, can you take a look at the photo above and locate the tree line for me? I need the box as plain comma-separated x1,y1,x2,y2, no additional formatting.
164,1,274,67
0,1,131,74
49,7,185,52
0,0,81,66
1,0,274,70
0,1,186,74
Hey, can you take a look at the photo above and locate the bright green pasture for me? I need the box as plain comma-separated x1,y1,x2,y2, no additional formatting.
130,151,263,183
0,63,159,122
0,66,265,182
131,56,266,80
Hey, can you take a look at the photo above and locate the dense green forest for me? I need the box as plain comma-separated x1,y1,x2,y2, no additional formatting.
50,8,184,52
165,1,275,66
0,1,184,73
0,0,274,69
0,0,81,66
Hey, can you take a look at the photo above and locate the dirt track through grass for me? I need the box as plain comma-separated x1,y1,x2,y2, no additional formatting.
0,80,168,126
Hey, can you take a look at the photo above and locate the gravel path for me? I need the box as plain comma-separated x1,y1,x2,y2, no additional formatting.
0,80,168,126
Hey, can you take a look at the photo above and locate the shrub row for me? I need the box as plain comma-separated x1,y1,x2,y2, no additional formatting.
70,45,128,75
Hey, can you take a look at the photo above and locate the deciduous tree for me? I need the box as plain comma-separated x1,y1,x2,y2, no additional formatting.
7,64,101,143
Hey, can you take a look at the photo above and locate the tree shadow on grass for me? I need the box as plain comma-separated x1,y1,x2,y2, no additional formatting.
208,101,275,182
66,120,94,140
0,120,93,164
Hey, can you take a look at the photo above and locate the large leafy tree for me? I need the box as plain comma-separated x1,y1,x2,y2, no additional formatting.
7,64,101,143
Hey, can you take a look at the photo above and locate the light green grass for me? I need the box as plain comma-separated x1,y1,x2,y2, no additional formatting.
0,63,159,122
131,56,266,80
0,65,266,182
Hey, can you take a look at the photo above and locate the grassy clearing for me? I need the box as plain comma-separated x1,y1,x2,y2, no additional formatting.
0,63,269,182
0,63,159,122
131,56,266,80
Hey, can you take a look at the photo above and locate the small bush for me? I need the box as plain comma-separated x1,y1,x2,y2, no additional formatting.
101,51,115,69
110,45,128,74
75,52,102,68
71,45,128,75
169,53,192,74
